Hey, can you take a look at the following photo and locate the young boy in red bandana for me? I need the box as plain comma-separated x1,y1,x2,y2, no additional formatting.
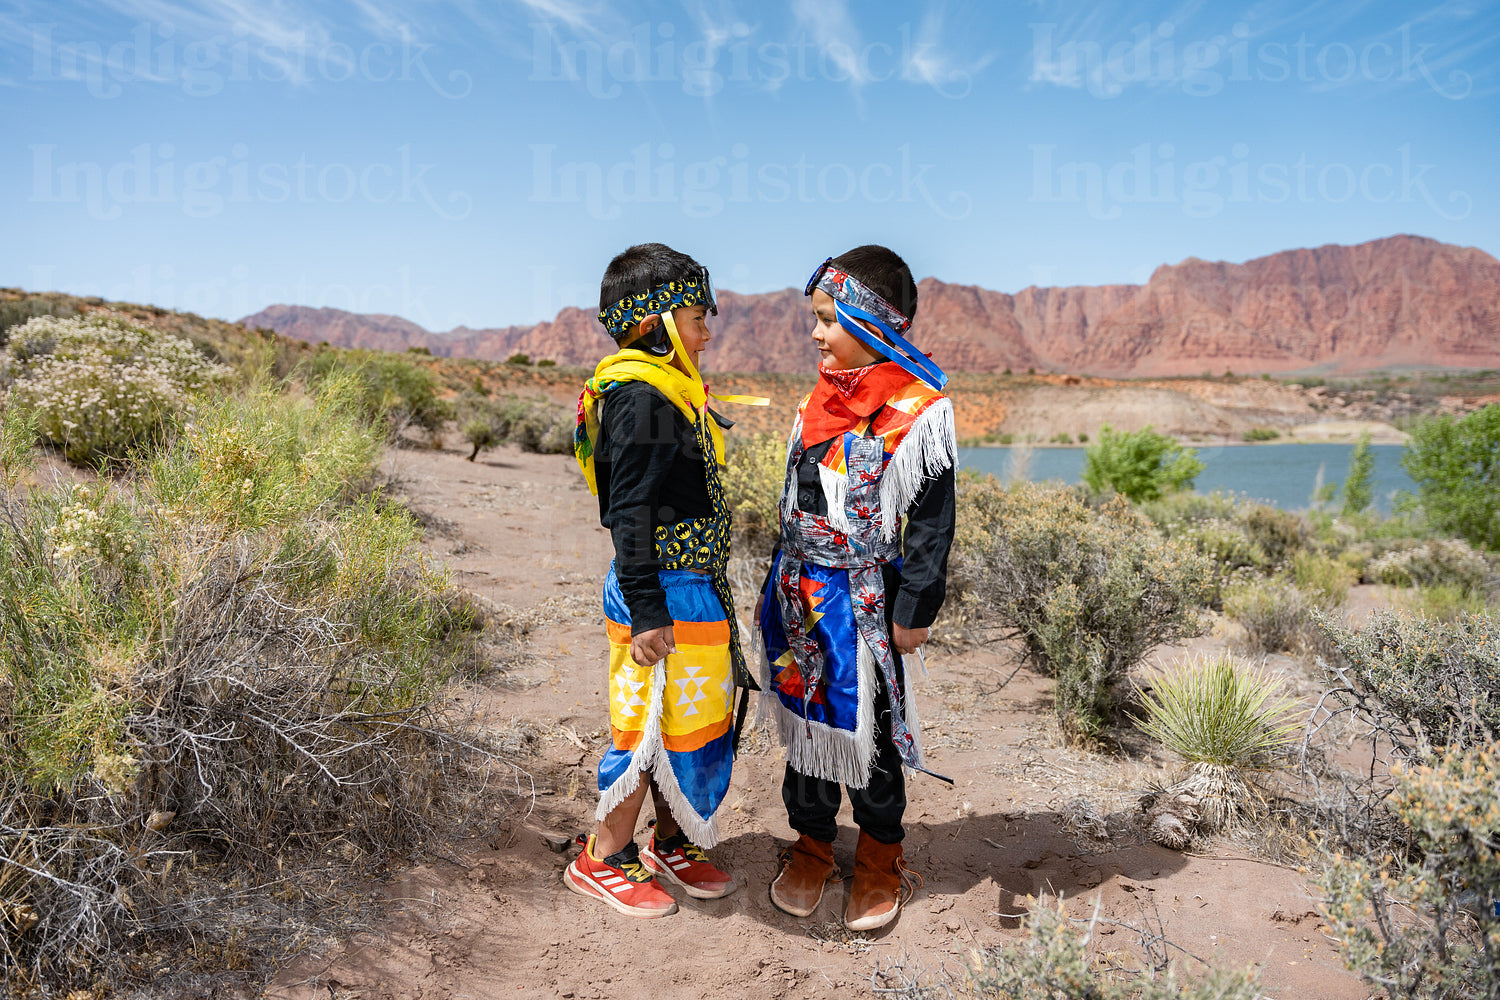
757,245,956,931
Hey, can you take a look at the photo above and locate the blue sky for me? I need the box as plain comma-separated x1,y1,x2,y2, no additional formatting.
4,1,1497,332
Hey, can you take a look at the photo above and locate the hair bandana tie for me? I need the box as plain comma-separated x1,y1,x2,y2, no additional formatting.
598,268,717,342
805,258,948,391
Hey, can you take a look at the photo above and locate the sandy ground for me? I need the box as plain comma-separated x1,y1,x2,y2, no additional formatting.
265,440,1374,1000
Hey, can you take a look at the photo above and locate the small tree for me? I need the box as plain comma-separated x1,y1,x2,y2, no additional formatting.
1082,425,1204,502
1403,404,1500,550
1341,430,1374,515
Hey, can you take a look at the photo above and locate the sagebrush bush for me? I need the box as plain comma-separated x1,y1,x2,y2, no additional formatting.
1369,537,1491,594
1224,577,1315,654
1320,746,1500,1000
722,431,785,561
1313,610,1498,758
959,479,1212,741
1082,424,1203,502
0,381,497,989
2,314,231,464
1237,503,1307,567
1395,583,1491,622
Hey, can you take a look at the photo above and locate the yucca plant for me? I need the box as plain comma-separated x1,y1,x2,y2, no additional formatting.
1135,654,1303,832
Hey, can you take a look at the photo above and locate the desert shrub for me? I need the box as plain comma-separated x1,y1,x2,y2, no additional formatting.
304,349,453,436
0,383,498,989
957,898,1261,999
1395,583,1491,622
1314,610,1498,760
1403,404,1500,550
2,314,232,465
505,352,531,365
1242,426,1280,441
1320,746,1500,1000
1236,503,1307,567
1135,654,1301,831
1290,550,1356,608
722,431,785,561
961,479,1212,741
1224,577,1316,654
503,395,574,454
1082,424,1203,502
1368,538,1491,595
1138,490,1241,531
0,298,76,346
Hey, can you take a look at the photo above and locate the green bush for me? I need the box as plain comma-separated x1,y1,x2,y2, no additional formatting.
1242,426,1280,441
960,480,1212,741
1320,746,1500,1000
722,431,785,561
1403,404,1500,550
1082,424,1203,502
1341,431,1375,516
0,382,488,986
504,395,574,453
304,349,453,436
3,314,232,465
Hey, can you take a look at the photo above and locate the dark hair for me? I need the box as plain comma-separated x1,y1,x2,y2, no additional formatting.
598,242,705,315
830,244,918,323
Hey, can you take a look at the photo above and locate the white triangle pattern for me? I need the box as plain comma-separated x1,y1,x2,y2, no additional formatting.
672,663,709,716
616,673,648,718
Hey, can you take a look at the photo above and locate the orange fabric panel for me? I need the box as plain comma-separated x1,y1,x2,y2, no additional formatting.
605,618,730,647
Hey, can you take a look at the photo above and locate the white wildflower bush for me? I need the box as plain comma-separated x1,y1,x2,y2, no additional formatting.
2,314,231,464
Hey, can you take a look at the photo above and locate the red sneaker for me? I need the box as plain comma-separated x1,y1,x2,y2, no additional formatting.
642,831,737,899
565,836,678,918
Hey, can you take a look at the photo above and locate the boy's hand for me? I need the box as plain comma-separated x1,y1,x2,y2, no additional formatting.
893,624,928,655
631,626,676,666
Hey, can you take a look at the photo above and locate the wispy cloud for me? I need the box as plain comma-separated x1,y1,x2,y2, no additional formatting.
791,0,868,90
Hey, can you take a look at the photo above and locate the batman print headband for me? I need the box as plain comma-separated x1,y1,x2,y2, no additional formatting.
805,257,947,391
598,267,718,342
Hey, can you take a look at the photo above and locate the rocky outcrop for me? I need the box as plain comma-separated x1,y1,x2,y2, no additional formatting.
241,235,1500,375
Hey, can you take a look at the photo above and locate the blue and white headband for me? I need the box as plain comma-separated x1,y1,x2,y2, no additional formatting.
805,258,947,391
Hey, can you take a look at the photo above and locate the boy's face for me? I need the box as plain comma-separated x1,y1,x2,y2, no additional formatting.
810,288,882,371
667,304,711,374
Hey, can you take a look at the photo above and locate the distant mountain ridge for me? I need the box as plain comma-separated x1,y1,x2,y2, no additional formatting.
241,235,1500,376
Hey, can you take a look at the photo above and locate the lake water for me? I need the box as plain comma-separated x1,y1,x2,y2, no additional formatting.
957,443,1417,513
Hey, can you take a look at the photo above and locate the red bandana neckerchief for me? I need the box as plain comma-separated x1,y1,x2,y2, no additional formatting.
802,361,919,448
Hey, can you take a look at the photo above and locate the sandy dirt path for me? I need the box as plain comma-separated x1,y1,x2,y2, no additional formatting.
268,441,1370,1000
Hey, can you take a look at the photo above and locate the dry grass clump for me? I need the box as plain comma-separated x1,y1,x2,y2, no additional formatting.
0,379,512,993
959,898,1261,999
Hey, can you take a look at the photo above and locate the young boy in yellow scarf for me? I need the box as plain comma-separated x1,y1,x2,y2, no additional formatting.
568,243,761,918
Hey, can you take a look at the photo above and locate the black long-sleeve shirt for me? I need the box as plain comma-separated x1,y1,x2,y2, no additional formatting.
594,381,715,636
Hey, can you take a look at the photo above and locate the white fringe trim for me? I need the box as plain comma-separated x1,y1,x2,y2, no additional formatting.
594,657,721,849
819,462,852,533
780,416,803,525
876,397,957,542
766,636,878,789
900,656,927,776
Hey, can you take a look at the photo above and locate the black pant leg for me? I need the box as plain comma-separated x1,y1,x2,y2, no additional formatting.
783,764,841,843
849,656,907,844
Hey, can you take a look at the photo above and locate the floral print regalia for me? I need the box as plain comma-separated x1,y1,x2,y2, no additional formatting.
757,365,956,786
